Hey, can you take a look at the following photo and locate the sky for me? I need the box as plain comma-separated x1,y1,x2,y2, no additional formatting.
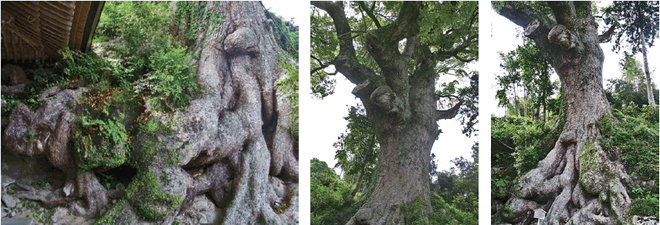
487,0,660,117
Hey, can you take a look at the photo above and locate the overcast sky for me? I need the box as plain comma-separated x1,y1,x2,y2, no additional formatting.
487,0,660,117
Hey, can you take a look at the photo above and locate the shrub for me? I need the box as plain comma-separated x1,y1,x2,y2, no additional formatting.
630,197,659,217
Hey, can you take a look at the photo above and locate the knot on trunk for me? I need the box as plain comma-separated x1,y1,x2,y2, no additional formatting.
559,130,576,145
352,80,376,98
549,24,580,52
370,85,404,118
224,27,260,56
524,19,545,39
354,207,373,225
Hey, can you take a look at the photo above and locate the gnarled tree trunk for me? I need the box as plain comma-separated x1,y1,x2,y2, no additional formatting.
497,2,632,224
2,2,298,224
312,2,467,224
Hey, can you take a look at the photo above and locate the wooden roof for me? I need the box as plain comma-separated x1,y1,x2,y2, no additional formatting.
1,1,105,62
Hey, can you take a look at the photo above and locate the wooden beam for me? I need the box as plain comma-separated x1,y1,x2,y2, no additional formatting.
82,1,105,52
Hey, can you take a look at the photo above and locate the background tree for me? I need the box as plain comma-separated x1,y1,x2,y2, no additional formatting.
333,104,379,198
603,1,659,107
494,1,637,224
496,42,556,121
311,1,478,223
605,52,660,108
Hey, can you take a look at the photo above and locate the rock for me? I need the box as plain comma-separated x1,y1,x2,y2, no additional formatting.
174,195,221,225
269,176,286,198
127,166,191,220
51,207,69,223
2,175,15,187
63,182,73,197
1,84,25,96
2,193,16,208
492,200,503,215
634,215,660,225
2,64,27,85
502,198,539,223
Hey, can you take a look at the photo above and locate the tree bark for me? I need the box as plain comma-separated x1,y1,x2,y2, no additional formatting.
497,2,632,224
640,29,656,107
2,2,298,224
312,2,469,224
351,166,366,198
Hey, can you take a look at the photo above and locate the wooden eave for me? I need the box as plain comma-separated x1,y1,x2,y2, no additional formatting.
1,1,105,62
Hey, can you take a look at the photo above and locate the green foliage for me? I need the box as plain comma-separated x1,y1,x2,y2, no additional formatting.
310,158,354,225
597,110,659,193
174,2,226,42
418,1,478,61
275,54,299,138
429,193,478,225
603,1,659,53
74,112,129,171
23,128,36,142
492,115,553,175
430,143,479,218
125,168,184,221
630,197,659,217
496,43,557,121
333,104,379,188
95,199,130,225
266,10,299,60
95,1,203,113
605,53,659,109
33,179,49,188
57,47,112,84
402,197,431,225
310,6,338,98
28,208,55,224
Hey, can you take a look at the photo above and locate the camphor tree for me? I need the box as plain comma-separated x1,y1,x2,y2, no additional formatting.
311,1,478,224
494,1,638,224
3,2,298,224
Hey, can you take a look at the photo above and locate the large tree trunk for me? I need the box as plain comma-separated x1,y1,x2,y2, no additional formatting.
312,2,468,224
2,2,298,224
497,2,632,224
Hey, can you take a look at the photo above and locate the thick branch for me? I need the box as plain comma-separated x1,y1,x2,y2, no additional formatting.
598,24,617,43
497,2,554,31
358,1,381,28
547,2,577,29
435,100,463,121
312,1,381,88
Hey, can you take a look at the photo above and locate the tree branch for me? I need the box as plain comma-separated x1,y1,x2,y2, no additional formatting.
598,24,617,43
436,100,463,121
497,2,553,31
311,1,381,89
547,2,577,29
311,55,336,75
358,1,381,28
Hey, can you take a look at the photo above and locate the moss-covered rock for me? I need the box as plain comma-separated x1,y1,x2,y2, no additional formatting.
125,166,190,221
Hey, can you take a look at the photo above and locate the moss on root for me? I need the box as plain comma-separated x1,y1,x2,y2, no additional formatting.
125,168,184,221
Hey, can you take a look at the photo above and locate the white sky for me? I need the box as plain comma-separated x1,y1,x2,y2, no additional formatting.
487,0,660,117
262,1,303,24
